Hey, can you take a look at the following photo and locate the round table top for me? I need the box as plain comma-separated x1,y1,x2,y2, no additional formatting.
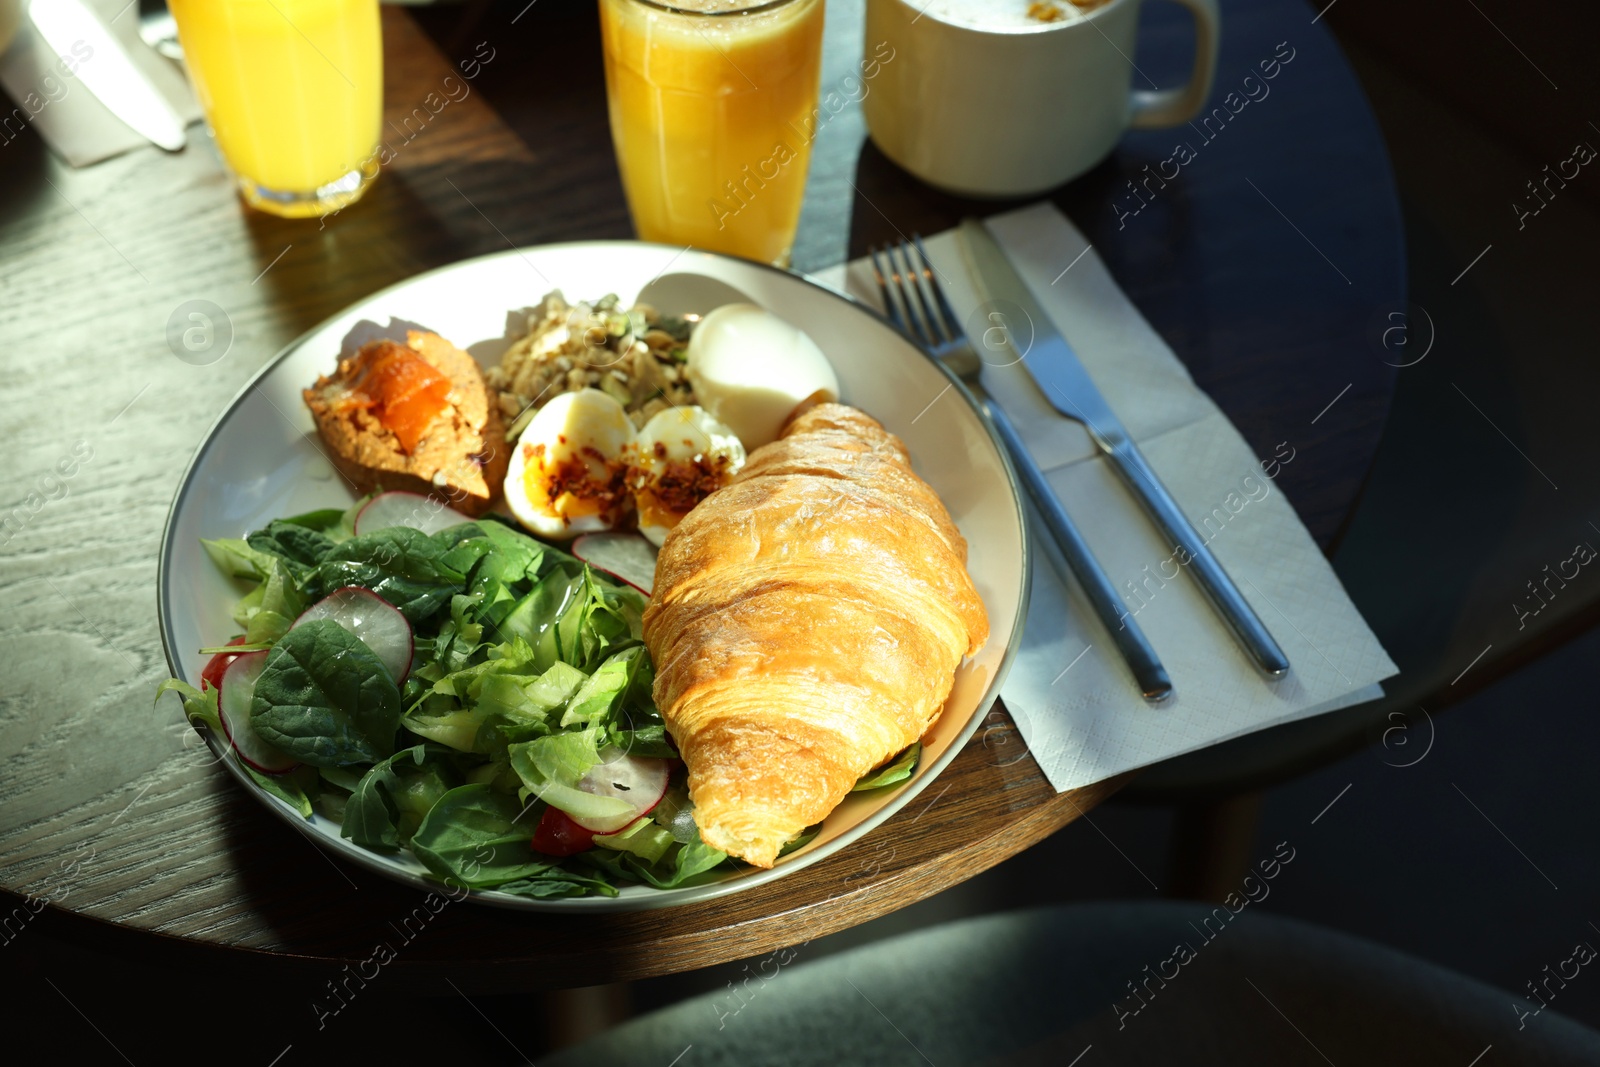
0,0,1400,990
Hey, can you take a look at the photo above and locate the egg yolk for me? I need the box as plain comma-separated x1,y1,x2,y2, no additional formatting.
524,439,632,526
633,441,736,529
343,341,453,454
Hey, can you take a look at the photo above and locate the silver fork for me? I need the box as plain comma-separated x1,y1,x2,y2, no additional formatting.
871,236,1174,703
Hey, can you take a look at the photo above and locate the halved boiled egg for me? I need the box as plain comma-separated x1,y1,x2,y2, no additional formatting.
504,389,637,539
685,304,839,449
629,406,746,547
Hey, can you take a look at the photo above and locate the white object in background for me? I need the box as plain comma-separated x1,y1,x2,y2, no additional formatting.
29,0,184,150
0,0,199,166
862,0,1220,197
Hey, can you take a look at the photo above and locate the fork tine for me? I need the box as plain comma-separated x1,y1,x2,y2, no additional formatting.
889,240,937,349
878,243,928,348
901,236,949,346
868,244,910,337
911,233,962,345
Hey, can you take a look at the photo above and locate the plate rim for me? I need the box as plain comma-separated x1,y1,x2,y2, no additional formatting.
156,239,1031,913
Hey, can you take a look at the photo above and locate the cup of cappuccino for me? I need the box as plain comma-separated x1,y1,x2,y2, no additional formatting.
863,0,1221,198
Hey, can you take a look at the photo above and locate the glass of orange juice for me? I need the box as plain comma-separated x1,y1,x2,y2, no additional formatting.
599,0,826,267
167,0,383,219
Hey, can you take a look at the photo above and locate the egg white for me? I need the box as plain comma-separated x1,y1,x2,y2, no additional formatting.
685,303,839,449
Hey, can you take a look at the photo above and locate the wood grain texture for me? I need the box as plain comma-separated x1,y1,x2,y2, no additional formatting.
0,0,1401,985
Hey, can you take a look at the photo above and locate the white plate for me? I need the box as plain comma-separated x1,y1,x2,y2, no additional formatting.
157,242,1029,912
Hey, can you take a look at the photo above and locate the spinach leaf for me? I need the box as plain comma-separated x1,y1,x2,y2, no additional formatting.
852,742,921,792
606,722,678,760
456,522,545,636
496,868,618,899
778,824,822,858
409,784,547,888
469,519,546,585
439,536,495,580
433,521,492,550
315,527,466,623
250,619,402,767
248,519,337,575
642,837,730,887
522,566,644,674
579,835,728,890
344,744,458,850
320,765,365,792
278,507,350,534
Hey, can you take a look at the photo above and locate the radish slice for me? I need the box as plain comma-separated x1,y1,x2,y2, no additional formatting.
354,491,473,537
571,532,657,594
292,587,414,684
220,651,299,774
570,748,671,833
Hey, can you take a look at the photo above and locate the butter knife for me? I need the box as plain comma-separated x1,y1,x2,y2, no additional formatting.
959,218,1291,677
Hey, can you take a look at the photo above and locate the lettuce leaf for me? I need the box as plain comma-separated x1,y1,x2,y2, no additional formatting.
201,538,280,581
560,646,646,728
188,504,725,898
507,730,634,823
852,742,921,792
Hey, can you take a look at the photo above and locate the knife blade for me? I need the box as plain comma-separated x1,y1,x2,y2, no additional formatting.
958,217,1291,677
29,0,186,152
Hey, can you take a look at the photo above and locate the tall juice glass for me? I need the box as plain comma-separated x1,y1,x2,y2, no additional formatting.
168,0,383,218
599,0,825,266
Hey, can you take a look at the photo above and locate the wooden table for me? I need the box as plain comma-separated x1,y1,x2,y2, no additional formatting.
0,0,1400,996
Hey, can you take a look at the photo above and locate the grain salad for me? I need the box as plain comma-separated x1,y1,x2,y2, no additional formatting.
486,292,700,441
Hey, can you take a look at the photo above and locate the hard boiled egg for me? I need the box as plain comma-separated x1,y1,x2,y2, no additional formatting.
685,304,839,449
504,389,637,539
630,406,746,547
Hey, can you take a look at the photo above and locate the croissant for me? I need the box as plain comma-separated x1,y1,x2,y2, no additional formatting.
642,403,989,868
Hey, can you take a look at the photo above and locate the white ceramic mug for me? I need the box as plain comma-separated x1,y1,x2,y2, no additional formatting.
862,0,1221,198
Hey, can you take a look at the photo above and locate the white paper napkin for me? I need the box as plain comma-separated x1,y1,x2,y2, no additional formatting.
0,0,200,167
821,202,1397,793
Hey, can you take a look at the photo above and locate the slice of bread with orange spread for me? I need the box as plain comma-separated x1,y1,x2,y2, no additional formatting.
303,330,510,516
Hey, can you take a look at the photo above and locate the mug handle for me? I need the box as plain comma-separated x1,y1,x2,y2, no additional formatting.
1128,0,1221,129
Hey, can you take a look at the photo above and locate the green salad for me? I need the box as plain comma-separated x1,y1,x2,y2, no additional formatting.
158,499,919,899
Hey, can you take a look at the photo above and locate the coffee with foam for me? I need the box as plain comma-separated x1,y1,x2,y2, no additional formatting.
917,0,1111,31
